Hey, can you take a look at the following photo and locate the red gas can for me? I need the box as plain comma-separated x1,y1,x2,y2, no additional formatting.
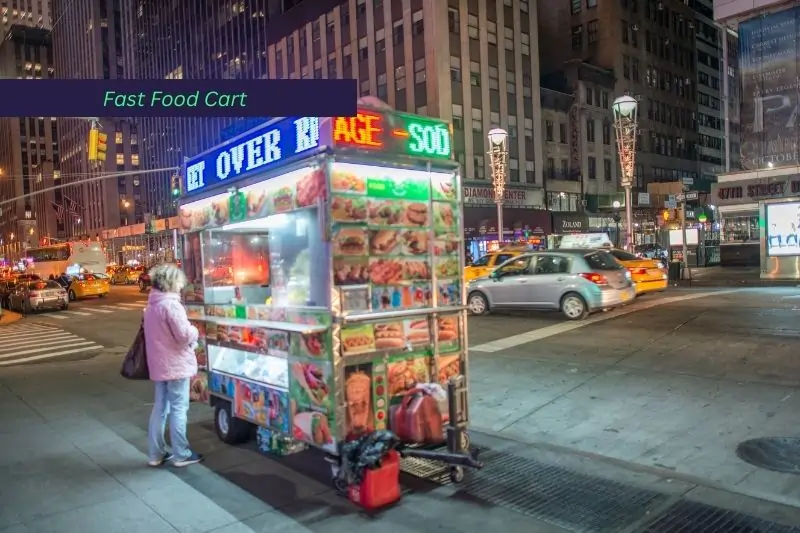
348,450,401,510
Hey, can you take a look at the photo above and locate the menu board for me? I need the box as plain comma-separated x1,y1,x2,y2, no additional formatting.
178,165,325,232
233,380,290,433
329,163,461,312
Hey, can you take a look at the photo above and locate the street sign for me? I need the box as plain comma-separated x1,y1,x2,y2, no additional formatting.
682,177,694,185
665,200,677,209
675,193,685,202
685,191,699,201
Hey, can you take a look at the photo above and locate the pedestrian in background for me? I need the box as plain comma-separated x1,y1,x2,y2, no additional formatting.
143,262,203,467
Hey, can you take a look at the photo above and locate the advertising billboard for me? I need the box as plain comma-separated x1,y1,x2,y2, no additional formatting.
739,8,800,170
766,202,800,256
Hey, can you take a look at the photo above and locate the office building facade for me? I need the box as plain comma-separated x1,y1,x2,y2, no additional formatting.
0,25,57,259
51,0,140,239
0,0,51,31
124,0,547,237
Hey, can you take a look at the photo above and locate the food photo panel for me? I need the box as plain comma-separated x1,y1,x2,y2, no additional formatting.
344,363,375,438
433,202,458,235
436,314,460,352
332,225,368,257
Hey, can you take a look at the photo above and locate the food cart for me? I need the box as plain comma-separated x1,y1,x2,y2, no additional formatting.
178,104,476,486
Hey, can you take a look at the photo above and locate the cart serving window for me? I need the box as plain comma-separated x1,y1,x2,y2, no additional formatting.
177,104,478,491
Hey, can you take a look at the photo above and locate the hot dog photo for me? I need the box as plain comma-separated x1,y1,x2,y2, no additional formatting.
373,322,405,351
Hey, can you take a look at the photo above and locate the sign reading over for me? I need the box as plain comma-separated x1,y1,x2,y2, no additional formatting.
183,108,454,196
332,110,452,160
184,116,321,194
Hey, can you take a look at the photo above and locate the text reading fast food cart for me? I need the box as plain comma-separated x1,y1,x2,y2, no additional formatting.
178,105,477,487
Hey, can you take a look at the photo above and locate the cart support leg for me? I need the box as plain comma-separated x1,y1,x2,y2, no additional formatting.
446,375,470,454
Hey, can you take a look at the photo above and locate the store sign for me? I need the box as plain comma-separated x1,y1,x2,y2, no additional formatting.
183,108,454,197
332,110,452,160
464,187,533,207
711,175,800,205
184,116,321,195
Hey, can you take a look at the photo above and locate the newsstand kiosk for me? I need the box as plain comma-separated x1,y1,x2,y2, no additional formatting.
178,105,479,504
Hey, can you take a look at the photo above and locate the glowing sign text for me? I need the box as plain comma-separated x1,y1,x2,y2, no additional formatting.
333,112,384,148
184,116,321,194
407,122,451,158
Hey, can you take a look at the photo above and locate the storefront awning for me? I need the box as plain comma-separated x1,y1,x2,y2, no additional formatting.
463,207,551,238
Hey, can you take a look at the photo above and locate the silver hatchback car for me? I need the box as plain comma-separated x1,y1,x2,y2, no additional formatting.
467,248,636,320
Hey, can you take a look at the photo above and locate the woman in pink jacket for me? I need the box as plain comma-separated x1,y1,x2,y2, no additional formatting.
144,263,203,467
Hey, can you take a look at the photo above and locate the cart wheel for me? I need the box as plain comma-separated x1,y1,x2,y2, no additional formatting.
450,466,465,483
333,476,348,494
459,431,471,452
214,401,251,445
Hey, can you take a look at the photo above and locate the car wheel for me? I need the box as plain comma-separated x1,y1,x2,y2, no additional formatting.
561,292,588,320
468,291,489,315
214,401,252,445
98,293,106,298
68,290,76,302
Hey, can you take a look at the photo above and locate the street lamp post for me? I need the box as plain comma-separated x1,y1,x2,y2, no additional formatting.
612,95,638,252
487,128,509,246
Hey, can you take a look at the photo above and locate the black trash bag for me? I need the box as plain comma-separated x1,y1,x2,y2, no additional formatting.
339,430,400,486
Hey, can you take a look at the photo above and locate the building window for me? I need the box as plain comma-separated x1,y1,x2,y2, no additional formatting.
395,65,406,90
585,87,593,105
587,21,598,44
488,66,499,90
586,119,595,142
571,0,581,14
632,58,640,81
601,91,609,109
452,104,464,130
450,56,461,82
587,0,597,7
545,120,554,141
521,32,530,56
572,25,582,50
414,58,425,84
509,158,519,182
448,8,459,33
412,10,423,36
472,107,482,133
115,131,123,144
602,123,611,145
588,157,596,180
504,27,514,50
547,158,555,178
547,191,580,212
468,14,478,39
393,21,404,45
524,118,534,139
116,153,124,165
621,20,628,44
559,123,567,143
604,159,612,181
474,156,485,179
526,160,535,182
487,21,497,44
131,154,139,166
470,61,480,86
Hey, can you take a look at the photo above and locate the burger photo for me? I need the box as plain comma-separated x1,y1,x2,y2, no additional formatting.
273,186,294,212
335,228,367,255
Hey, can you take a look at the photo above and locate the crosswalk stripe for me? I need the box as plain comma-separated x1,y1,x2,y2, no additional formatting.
1,337,81,351
62,311,91,316
84,308,113,313
118,303,146,308
0,340,99,359
0,345,104,366
0,326,58,339
1,333,77,348
40,314,68,319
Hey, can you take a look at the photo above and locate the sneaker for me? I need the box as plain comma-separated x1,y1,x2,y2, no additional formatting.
148,453,174,467
172,452,204,468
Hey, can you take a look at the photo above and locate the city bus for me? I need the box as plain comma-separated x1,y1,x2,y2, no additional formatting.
23,241,108,279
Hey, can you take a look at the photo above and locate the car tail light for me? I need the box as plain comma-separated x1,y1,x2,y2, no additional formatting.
628,267,647,275
579,273,607,285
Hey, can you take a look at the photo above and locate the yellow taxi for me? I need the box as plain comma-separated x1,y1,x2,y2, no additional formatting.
607,248,668,295
111,266,144,285
63,273,110,301
465,246,529,282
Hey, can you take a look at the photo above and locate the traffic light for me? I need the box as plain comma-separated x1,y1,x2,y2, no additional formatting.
88,127,99,160
662,210,670,221
87,127,107,161
170,175,181,197
96,132,108,161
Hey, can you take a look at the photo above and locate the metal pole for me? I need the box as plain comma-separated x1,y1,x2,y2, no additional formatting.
721,27,731,173
625,185,633,251
681,188,691,280
496,201,504,245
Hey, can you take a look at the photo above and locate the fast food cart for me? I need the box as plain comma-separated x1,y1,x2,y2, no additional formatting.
178,104,476,486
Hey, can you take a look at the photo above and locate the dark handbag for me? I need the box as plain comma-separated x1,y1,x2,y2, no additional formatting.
121,325,149,380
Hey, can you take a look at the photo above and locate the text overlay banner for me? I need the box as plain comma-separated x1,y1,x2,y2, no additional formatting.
0,79,357,117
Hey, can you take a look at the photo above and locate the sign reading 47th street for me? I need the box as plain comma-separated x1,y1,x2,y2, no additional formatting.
676,191,699,202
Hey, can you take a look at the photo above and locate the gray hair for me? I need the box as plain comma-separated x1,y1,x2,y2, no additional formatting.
149,263,187,293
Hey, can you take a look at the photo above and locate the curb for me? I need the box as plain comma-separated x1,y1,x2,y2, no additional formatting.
0,311,22,326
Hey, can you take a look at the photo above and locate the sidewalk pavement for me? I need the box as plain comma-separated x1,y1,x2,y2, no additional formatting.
2,352,800,533
0,310,21,326
678,266,800,287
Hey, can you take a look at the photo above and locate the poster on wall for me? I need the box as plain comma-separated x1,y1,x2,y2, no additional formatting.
739,7,800,170
766,202,800,256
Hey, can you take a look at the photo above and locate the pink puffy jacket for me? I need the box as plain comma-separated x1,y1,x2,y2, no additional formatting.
143,289,199,382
